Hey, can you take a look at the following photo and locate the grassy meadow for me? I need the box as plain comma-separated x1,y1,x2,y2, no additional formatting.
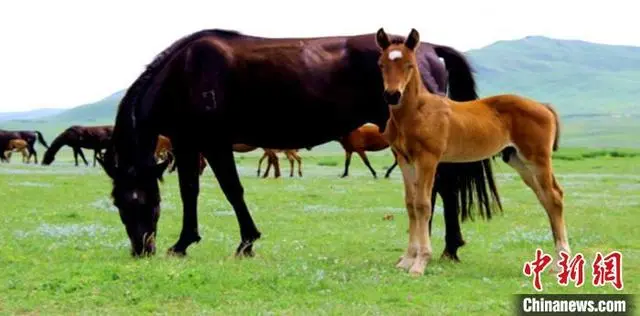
0,147,638,315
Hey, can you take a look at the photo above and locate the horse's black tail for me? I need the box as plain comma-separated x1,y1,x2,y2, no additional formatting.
434,45,478,101
34,131,49,149
42,130,69,165
434,44,503,221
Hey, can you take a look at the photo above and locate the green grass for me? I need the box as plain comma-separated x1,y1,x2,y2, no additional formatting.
0,148,638,315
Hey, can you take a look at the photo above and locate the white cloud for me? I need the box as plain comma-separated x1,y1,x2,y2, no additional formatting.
0,0,638,111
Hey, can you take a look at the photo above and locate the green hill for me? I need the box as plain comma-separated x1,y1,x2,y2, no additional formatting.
48,90,125,123
2,36,639,148
466,36,640,115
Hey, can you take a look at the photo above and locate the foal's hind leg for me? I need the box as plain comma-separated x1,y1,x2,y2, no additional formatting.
506,151,569,270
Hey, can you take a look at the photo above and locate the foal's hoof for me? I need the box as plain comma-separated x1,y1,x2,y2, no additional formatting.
409,261,427,276
396,256,414,271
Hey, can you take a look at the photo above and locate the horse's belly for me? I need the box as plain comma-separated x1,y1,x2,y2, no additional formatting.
440,126,510,163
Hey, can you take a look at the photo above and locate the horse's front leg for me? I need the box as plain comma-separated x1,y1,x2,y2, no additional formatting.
409,153,439,276
167,146,202,256
396,156,418,271
203,145,261,257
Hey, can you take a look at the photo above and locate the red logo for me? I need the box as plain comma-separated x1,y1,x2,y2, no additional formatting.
592,251,624,290
556,251,585,287
523,249,624,291
523,248,554,291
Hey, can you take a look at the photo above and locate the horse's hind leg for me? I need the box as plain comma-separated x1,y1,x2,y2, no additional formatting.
295,153,302,177
203,145,261,257
257,152,268,177
385,149,399,178
341,151,352,178
288,155,294,177
434,180,465,262
505,150,569,269
357,151,378,179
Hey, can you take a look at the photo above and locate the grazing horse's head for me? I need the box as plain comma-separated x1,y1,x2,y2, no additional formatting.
97,150,170,257
375,28,421,107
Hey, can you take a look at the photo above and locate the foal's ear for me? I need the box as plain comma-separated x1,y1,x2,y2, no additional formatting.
404,28,420,50
376,28,391,50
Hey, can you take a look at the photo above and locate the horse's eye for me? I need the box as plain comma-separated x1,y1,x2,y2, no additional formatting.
406,63,414,69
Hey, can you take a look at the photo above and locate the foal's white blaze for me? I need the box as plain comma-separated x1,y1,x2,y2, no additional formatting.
388,50,403,60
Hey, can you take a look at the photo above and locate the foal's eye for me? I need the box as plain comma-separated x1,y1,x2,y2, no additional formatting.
406,63,414,69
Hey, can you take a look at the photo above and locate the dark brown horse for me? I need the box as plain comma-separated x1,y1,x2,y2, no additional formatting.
42,125,113,166
96,29,501,259
0,129,49,163
338,123,398,178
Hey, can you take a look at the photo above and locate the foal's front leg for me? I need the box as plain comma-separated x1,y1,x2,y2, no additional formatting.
409,154,439,276
396,157,418,271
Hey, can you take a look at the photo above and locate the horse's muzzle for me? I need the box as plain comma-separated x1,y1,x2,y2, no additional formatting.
383,90,401,105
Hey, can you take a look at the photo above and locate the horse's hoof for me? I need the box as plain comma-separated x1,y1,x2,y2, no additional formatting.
235,240,256,258
396,256,414,271
167,247,187,257
440,250,461,262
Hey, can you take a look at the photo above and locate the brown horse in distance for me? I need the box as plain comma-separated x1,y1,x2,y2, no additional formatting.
42,125,114,166
0,129,49,163
257,148,303,178
338,123,398,178
3,139,31,163
376,28,567,276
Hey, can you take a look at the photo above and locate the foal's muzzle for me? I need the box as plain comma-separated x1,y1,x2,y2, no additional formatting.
383,90,401,105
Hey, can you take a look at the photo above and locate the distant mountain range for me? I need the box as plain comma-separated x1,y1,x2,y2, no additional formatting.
1,35,639,148
0,108,65,122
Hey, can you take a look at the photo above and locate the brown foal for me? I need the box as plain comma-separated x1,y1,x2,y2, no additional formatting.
375,28,569,276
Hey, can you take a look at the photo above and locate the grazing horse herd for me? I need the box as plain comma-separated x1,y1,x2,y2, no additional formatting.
0,28,570,277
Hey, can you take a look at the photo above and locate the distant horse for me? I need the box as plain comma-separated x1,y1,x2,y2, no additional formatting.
42,125,113,166
257,149,303,178
0,129,49,163
376,28,566,276
3,139,30,163
96,28,501,258
156,135,207,175
338,123,398,178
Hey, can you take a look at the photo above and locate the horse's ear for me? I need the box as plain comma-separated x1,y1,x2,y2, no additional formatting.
376,28,391,50
155,158,171,182
404,28,420,50
96,154,116,179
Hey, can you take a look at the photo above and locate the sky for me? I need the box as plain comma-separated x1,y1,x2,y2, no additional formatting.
0,0,638,112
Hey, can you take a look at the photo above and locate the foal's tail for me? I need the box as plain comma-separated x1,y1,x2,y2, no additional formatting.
34,131,50,149
542,103,560,151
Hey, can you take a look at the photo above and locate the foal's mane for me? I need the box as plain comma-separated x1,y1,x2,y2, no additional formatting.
110,29,242,166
